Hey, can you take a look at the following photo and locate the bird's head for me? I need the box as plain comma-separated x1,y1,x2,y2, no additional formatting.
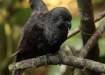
50,7,72,29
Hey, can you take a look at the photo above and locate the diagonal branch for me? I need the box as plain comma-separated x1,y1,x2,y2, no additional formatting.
79,19,105,57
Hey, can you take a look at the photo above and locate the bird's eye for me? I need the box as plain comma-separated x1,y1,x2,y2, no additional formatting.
52,17,59,22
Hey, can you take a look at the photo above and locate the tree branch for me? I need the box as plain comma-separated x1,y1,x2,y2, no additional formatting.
9,53,105,74
79,18,105,58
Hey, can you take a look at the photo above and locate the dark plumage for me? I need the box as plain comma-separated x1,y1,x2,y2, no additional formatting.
16,7,72,61
14,0,72,75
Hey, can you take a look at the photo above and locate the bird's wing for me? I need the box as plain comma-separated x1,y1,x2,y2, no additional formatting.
11,11,44,57
17,14,44,50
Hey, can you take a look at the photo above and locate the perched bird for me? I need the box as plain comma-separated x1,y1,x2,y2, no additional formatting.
14,0,72,75
16,7,72,61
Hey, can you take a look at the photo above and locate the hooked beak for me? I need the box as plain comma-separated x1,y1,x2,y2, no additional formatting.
65,21,71,30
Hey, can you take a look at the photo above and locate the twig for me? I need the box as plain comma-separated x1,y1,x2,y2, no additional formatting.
67,10,105,38
95,11,105,22
67,27,80,38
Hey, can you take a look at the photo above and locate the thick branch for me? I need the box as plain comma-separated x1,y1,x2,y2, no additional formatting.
9,54,105,74
76,0,100,75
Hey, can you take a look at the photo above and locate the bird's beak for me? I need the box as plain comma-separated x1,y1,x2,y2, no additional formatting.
66,21,71,30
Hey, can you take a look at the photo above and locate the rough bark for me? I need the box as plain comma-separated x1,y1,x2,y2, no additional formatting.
74,0,100,75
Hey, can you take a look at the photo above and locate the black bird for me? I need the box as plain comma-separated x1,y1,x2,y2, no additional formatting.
14,0,72,75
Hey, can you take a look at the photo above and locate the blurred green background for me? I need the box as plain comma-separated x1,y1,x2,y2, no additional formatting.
0,0,105,75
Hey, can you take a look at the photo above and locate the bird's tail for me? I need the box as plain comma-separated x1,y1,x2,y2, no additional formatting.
29,0,48,12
